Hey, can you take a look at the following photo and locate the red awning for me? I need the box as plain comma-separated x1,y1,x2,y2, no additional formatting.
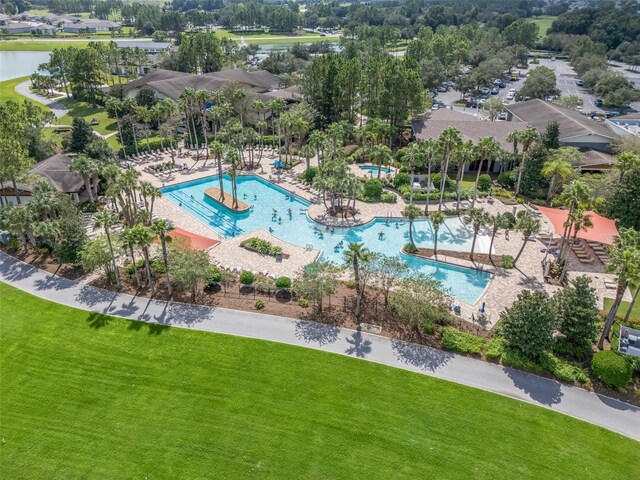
536,206,619,245
166,227,219,250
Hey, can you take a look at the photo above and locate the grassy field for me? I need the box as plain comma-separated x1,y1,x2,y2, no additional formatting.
0,282,637,479
0,40,92,51
531,16,557,41
604,294,640,323
0,76,43,107
56,98,118,135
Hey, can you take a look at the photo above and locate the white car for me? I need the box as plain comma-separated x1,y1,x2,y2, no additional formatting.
509,88,516,93
506,92,515,100
497,112,507,121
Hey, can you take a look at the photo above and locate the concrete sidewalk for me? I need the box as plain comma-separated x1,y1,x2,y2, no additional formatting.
15,81,68,119
1,251,638,441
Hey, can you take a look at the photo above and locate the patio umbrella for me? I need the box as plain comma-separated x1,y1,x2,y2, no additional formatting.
273,160,284,169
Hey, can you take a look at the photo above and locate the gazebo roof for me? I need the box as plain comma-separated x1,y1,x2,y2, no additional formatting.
536,206,619,245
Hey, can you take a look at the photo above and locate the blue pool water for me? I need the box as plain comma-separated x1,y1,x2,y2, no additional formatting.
162,175,491,304
359,165,392,174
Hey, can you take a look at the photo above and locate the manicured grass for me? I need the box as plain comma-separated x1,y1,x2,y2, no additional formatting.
0,40,92,51
0,282,637,479
531,16,557,41
56,98,118,135
604,294,640,323
0,76,45,109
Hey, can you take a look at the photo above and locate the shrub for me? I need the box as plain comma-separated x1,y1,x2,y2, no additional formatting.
441,327,485,354
485,336,506,360
363,179,383,199
431,173,454,191
591,351,632,389
151,259,165,273
300,167,318,184
497,171,515,188
6,236,21,251
255,299,265,310
241,237,282,256
477,174,492,192
501,255,515,269
394,172,410,189
403,242,417,253
275,276,292,288
421,320,435,335
124,259,145,276
205,266,222,286
239,271,255,285
345,279,356,289
299,299,309,308
501,348,545,374
539,352,590,384
380,192,397,203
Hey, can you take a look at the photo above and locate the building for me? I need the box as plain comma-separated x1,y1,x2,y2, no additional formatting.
63,19,121,34
0,21,55,35
505,99,618,152
116,41,172,55
606,113,640,137
31,154,89,203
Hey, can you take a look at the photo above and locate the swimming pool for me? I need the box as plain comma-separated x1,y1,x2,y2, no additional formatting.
162,175,491,304
359,165,392,174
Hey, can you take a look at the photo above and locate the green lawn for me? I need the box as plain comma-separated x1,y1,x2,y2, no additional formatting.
531,16,557,41
0,282,637,479
604,294,640,323
0,76,42,107
56,98,118,136
0,40,92,51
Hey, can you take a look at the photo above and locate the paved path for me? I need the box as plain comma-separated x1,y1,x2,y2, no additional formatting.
1,251,638,441
15,81,68,119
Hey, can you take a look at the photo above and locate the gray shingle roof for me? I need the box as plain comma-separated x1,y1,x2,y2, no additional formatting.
31,154,84,193
506,99,617,141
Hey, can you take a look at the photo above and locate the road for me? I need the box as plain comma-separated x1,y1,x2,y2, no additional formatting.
1,251,638,441
15,80,68,119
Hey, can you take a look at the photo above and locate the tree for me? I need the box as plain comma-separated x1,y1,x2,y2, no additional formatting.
210,141,226,202
599,228,640,349
343,242,372,319
514,211,541,265
614,152,640,183
501,290,558,360
556,95,583,110
399,142,425,205
555,275,601,358
170,247,211,300
542,158,573,202
370,254,409,306
513,127,539,197
121,227,142,288
463,208,489,261
93,209,120,287
483,97,505,121
130,224,156,295
294,260,342,313
79,236,118,280
402,204,422,248
437,127,461,211
518,66,559,100
151,219,174,296
472,137,500,208
369,144,392,180
389,273,451,333
453,140,474,212
69,154,99,204
604,166,640,230
67,117,93,153
542,122,560,150
429,211,446,258
487,212,511,263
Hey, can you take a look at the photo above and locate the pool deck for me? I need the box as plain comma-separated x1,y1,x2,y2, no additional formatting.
130,149,629,328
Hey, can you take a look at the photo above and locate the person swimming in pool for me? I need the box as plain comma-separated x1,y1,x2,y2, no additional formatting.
269,227,274,233
378,231,385,239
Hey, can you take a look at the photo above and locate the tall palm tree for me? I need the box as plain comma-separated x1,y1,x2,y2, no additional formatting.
514,211,541,265
195,89,211,160
422,138,439,214
179,87,199,154
307,130,326,167
514,127,539,197
343,242,371,319
69,154,99,204
94,209,121,287
121,227,141,288
210,141,226,202
370,144,392,179
300,143,315,171
106,97,126,157
463,208,489,262
472,137,500,208
228,148,240,210
614,151,640,182
437,127,462,212
131,224,156,295
487,212,508,263
559,209,593,281
401,143,425,205
454,140,474,212
556,180,590,262
542,158,573,203
599,228,640,348
402,204,422,248
151,219,174,296
134,105,152,153
429,211,446,258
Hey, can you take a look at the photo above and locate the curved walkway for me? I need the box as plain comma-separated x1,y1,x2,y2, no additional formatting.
1,251,638,441
15,80,68,119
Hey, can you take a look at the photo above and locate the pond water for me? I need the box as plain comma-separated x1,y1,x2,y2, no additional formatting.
0,50,50,81
162,175,492,304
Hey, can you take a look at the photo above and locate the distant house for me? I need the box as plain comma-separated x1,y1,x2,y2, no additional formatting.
0,21,55,35
0,13,10,25
63,19,121,34
116,40,172,55
505,99,618,152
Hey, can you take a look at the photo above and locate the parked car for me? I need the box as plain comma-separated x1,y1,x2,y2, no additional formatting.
506,92,515,100
595,98,603,107
491,87,499,95
497,112,507,121
480,87,491,95
498,81,506,88
551,56,556,61
431,104,440,111
575,79,584,87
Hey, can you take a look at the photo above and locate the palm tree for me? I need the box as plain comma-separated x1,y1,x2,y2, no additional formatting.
121,228,141,288
69,154,99,204
614,151,640,182
402,204,422,248
228,148,240,210
401,143,425,205
556,180,590,262
422,138,439,214
307,130,326,167
598,228,640,348
131,224,156,295
94,209,121,287
232,88,248,127
106,97,126,157
514,127,539,197
487,212,508,263
559,209,593,281
542,158,573,203
210,141,226,202
463,208,489,261
472,137,500,208
194,89,211,161
514,211,541,265
370,144,392,179
134,105,152,153
151,219,174,296
454,140,474,212
429,211,446,258
343,242,371,319
179,87,199,154
437,127,462,212
300,143,315,171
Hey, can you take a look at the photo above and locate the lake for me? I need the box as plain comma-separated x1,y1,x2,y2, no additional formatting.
0,51,51,82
